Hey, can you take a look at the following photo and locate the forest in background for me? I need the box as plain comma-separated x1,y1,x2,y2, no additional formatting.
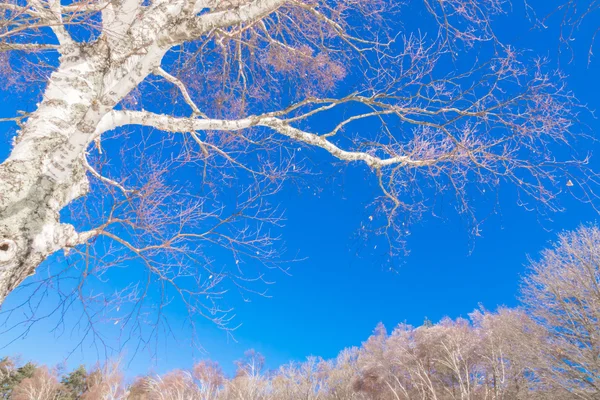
0,225,598,400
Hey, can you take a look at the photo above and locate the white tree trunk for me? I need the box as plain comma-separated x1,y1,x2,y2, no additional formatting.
0,44,104,302
0,0,314,304
0,37,165,302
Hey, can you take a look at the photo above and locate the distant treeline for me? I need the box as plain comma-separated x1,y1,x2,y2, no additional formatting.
2,225,600,400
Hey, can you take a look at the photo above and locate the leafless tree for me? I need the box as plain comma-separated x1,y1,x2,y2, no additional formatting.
350,308,565,400
125,377,150,400
6,223,600,399
143,360,224,400
0,0,595,351
470,307,551,400
145,370,202,400
522,225,600,399
192,360,225,400
220,350,268,400
320,348,362,400
82,360,127,400
11,366,60,400
270,357,326,400
2,298,597,399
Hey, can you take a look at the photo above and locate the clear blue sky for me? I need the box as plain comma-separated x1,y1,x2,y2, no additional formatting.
0,0,599,379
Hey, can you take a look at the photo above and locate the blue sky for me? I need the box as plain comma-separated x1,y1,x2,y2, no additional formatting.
0,0,599,379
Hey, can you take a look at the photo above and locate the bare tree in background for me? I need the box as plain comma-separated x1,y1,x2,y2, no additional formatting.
192,361,225,400
221,350,267,400
319,348,361,400
0,0,595,350
5,225,600,399
11,366,61,400
350,309,564,400
522,225,600,399
1,289,597,399
145,370,202,400
82,361,127,400
143,360,223,400
470,307,551,400
270,357,325,400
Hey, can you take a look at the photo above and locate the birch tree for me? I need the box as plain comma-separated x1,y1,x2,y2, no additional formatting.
0,0,593,338
11,366,61,400
522,225,600,399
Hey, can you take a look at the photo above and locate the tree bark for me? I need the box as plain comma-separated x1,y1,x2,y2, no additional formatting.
0,37,165,301
0,43,108,302
0,0,186,301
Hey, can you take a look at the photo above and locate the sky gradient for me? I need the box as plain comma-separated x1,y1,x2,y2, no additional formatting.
0,0,599,379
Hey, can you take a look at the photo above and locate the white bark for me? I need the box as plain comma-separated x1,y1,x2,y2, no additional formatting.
0,0,288,303
97,110,432,168
0,0,570,309
0,41,108,302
